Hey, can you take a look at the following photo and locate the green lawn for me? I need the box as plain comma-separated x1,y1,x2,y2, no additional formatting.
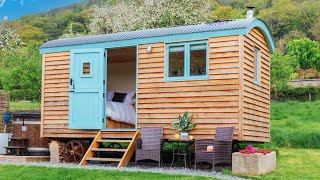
0,148,319,179
254,148,320,180
271,100,320,148
10,101,40,112
0,165,215,180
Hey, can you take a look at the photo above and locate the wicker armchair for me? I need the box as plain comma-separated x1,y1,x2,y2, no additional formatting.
194,127,235,170
135,127,164,167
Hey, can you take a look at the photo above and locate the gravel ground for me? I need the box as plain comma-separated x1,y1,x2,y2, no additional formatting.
0,161,249,180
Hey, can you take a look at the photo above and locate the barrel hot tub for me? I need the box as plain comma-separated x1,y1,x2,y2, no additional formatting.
13,112,50,156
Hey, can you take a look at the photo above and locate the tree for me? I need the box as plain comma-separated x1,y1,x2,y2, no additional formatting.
286,38,320,71
88,0,214,34
64,22,86,34
259,0,298,39
0,41,42,101
310,20,320,42
295,1,320,39
0,22,23,54
5,21,47,43
270,50,293,96
61,22,86,38
210,6,244,20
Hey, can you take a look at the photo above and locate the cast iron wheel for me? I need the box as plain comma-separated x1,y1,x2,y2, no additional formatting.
106,143,124,158
106,142,124,149
63,140,85,163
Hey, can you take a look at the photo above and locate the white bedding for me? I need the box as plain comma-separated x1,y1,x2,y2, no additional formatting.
106,101,136,125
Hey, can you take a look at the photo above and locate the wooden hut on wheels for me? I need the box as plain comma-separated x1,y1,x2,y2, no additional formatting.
39,18,275,167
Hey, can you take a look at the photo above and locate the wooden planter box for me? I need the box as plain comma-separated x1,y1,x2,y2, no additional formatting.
232,151,276,176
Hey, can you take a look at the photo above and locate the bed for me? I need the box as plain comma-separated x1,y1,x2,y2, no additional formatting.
105,100,136,129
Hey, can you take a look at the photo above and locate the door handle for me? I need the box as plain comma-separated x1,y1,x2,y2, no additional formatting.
70,78,75,92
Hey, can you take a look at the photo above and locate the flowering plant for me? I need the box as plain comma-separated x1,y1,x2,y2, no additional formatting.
239,145,272,155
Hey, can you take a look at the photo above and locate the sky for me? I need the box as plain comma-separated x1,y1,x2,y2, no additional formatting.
0,0,85,21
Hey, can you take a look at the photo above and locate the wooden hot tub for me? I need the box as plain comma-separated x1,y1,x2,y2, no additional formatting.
13,112,50,156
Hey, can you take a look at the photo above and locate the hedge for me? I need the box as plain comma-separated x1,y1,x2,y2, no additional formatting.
272,85,320,101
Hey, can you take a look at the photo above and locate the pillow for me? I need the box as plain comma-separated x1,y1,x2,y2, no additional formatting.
112,92,127,103
130,98,136,105
107,91,115,101
124,91,136,105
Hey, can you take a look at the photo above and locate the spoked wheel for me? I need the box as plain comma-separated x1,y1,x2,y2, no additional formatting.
106,142,124,149
63,140,85,163
105,142,124,158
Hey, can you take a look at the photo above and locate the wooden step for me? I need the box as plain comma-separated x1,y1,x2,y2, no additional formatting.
97,139,131,143
101,132,135,139
91,148,126,152
86,157,121,162
80,130,140,167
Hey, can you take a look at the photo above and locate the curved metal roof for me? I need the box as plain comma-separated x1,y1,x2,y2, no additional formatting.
40,19,255,49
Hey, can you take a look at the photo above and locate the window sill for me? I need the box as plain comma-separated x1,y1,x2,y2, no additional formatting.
165,75,208,82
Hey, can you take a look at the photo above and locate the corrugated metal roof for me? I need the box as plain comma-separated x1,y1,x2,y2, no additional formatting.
40,19,255,49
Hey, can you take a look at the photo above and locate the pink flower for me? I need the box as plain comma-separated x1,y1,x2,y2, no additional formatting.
246,145,256,153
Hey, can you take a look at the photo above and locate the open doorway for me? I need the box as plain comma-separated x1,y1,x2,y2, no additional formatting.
105,46,137,129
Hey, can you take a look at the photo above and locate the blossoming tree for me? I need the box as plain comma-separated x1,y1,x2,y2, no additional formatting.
88,0,214,35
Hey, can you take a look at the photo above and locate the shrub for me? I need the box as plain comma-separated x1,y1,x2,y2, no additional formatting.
297,68,319,79
272,85,320,101
286,38,320,71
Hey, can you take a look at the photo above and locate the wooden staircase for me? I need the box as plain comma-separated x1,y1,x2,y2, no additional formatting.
79,130,140,168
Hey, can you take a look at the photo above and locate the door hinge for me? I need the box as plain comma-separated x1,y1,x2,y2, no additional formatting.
103,80,105,85
103,93,105,98
102,118,104,123
104,52,106,57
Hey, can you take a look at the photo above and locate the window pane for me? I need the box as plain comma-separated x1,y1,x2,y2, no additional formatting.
169,46,184,77
190,43,206,76
83,63,90,75
254,48,260,83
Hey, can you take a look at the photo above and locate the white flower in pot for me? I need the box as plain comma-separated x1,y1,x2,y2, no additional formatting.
172,111,197,139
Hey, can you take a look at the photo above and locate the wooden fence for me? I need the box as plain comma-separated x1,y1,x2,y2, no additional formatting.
0,93,11,133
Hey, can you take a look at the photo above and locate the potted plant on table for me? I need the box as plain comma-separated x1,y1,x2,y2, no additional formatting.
172,111,197,139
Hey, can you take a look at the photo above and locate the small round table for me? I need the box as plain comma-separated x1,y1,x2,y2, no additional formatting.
167,138,195,168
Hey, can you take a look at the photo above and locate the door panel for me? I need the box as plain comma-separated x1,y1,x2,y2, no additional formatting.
69,49,105,129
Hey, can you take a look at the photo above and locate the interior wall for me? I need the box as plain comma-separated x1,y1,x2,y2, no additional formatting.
107,62,136,91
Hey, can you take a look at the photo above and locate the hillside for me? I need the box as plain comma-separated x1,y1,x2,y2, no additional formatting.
10,0,320,44
271,100,320,148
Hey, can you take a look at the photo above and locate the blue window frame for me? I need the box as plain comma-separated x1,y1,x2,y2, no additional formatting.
165,40,209,81
254,47,260,84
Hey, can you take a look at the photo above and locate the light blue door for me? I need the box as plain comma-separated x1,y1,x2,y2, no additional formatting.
69,49,106,129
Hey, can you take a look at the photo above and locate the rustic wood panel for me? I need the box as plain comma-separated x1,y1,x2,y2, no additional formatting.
0,93,11,133
137,38,241,140
13,118,50,149
106,118,135,129
242,28,271,142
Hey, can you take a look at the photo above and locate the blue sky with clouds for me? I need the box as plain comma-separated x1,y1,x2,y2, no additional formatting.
0,0,84,20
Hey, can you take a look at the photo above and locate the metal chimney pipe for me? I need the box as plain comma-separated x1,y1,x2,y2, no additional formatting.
246,6,255,19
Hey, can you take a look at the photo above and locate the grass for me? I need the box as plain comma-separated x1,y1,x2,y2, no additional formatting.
271,100,320,148
0,165,216,180
242,148,320,180
10,101,40,112
0,148,319,180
